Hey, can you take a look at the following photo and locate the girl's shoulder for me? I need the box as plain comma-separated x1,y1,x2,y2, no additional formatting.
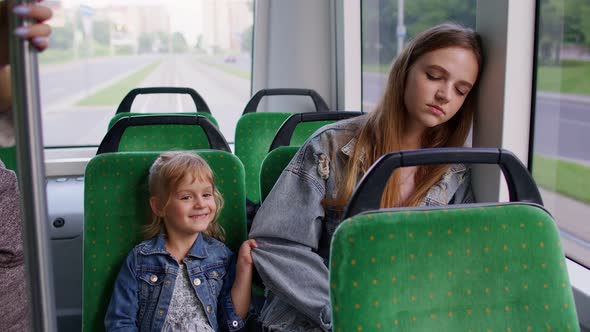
133,236,167,256
201,236,233,256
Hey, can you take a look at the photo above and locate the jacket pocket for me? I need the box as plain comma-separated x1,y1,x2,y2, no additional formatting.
204,265,226,299
137,270,167,323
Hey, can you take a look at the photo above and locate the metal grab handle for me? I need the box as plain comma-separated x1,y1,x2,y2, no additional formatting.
9,0,57,330
343,148,543,219
115,87,212,114
97,115,231,154
242,88,330,114
269,111,364,151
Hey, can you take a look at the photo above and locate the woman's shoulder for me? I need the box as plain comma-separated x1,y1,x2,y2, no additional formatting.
308,113,366,141
297,114,367,155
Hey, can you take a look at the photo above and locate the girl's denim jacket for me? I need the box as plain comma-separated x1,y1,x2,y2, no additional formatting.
249,115,474,332
104,233,245,331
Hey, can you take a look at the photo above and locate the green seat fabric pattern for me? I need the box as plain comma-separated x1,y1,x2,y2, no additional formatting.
108,112,218,130
82,151,247,331
0,146,16,172
259,146,299,202
235,112,333,205
234,112,292,205
116,124,212,152
330,204,579,332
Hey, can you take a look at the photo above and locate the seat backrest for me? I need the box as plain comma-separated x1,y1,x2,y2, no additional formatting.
234,88,330,206
330,204,579,331
259,146,299,202
107,112,218,131
330,148,579,331
82,150,246,331
0,146,16,172
97,114,230,154
268,111,363,151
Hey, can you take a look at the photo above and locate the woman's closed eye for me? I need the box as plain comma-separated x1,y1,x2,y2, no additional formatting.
426,72,442,80
180,194,193,200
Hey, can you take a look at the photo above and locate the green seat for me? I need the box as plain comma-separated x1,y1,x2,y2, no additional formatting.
330,148,579,331
82,151,247,331
0,146,16,172
234,88,330,207
97,115,230,154
108,112,218,131
259,146,299,202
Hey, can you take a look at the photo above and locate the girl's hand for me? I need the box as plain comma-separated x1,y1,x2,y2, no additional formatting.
1,0,53,66
237,239,257,266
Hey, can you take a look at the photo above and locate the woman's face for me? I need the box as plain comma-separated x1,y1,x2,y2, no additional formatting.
403,46,479,133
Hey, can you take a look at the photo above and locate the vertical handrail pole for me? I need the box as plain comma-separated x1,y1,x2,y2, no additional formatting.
9,0,57,330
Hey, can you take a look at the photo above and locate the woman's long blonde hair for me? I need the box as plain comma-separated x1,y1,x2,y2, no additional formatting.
328,23,483,212
144,151,225,241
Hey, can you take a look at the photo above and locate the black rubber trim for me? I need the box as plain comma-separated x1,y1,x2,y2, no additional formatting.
343,148,543,219
269,111,364,151
97,115,230,154
115,87,211,114
242,88,330,115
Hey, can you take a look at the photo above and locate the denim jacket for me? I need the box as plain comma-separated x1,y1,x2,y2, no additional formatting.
249,115,474,331
104,233,245,331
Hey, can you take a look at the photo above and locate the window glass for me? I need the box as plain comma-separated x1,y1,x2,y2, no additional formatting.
41,0,253,147
532,0,590,267
361,0,476,110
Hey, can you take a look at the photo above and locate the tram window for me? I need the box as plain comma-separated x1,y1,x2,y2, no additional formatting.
39,0,253,148
531,0,590,268
361,0,476,111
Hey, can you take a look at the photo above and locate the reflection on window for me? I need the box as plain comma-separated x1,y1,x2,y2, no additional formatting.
40,0,253,147
533,0,590,268
361,0,476,110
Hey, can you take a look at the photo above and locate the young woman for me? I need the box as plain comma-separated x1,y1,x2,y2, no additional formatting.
249,23,484,331
105,152,256,331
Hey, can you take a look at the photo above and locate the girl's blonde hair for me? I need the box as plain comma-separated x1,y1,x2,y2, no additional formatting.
144,152,225,241
328,23,483,212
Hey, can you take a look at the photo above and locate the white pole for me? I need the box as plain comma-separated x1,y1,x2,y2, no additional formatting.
396,0,406,55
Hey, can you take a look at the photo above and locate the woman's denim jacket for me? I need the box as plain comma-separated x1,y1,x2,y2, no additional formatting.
249,115,474,332
104,233,245,331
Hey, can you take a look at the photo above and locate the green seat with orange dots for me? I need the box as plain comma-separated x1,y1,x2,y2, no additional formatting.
330,148,580,332
234,88,330,209
103,87,219,154
97,114,230,155
259,146,299,203
108,112,218,131
82,150,246,331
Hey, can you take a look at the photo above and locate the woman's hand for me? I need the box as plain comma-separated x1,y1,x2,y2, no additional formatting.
0,0,53,67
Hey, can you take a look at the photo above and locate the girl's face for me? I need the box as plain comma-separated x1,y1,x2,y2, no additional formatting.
152,175,217,239
403,46,479,133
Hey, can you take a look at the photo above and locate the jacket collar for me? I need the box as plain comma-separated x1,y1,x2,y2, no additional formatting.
140,232,208,258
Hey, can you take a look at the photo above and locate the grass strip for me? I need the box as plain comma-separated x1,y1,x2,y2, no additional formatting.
196,58,250,80
537,59,590,95
532,154,590,204
77,61,161,106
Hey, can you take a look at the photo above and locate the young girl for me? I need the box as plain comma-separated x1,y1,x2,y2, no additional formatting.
250,23,483,331
105,152,256,331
